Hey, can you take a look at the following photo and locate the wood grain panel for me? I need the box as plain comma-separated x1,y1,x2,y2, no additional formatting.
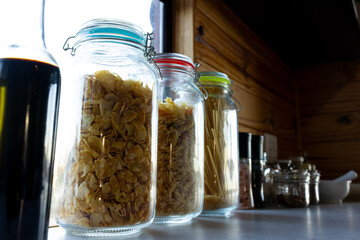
194,0,298,158
172,0,359,182
196,61,297,133
296,60,360,183
195,5,294,103
195,42,295,113
173,0,195,59
301,111,360,143
297,61,360,116
299,87,360,115
196,0,291,83
296,61,360,89
304,141,360,181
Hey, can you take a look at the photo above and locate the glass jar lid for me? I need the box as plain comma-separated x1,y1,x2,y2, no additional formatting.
198,71,242,110
273,169,310,183
266,161,281,169
198,71,231,89
290,156,304,164
154,53,195,74
64,18,150,55
276,159,292,169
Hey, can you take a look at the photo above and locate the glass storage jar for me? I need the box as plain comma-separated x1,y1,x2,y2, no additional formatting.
273,169,310,208
153,53,205,224
55,19,159,238
198,71,240,217
237,132,254,209
309,170,320,205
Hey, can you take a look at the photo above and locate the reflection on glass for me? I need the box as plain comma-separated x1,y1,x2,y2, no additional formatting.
0,83,5,144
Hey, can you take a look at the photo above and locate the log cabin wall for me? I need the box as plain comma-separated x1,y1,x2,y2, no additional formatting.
173,0,360,182
187,0,298,159
295,60,360,182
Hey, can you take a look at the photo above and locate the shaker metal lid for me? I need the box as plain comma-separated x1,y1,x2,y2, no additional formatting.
239,132,252,158
251,135,264,160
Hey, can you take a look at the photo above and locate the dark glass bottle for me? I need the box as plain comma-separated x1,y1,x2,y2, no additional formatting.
0,0,61,239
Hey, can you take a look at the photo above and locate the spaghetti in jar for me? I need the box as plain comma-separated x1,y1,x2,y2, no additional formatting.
198,71,240,217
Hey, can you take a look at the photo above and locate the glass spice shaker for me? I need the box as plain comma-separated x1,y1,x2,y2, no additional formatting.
198,71,241,217
237,132,254,209
55,19,159,237
251,135,265,208
0,0,61,239
153,53,205,224
273,169,310,208
309,170,320,205
263,161,280,208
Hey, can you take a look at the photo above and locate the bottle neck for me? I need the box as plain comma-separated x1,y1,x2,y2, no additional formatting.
0,0,45,51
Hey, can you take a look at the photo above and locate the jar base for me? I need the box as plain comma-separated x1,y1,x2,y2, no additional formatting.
59,221,151,238
153,215,194,225
200,206,236,217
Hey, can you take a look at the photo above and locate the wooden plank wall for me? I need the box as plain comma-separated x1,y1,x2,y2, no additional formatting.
173,0,195,60
296,60,360,182
192,0,298,159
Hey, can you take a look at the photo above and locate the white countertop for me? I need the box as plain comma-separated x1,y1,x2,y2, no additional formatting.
48,202,360,240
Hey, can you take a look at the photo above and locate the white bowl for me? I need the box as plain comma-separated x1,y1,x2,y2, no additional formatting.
319,180,351,203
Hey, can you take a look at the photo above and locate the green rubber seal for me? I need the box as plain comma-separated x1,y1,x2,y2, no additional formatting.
198,71,231,86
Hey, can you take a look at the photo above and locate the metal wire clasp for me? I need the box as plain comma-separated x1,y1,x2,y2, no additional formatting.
194,63,208,100
230,90,242,111
63,36,76,56
144,33,156,60
144,33,162,79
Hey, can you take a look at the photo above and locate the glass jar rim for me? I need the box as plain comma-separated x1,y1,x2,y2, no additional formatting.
69,18,147,52
154,53,195,72
273,169,310,182
198,71,231,89
276,159,292,168
276,159,292,164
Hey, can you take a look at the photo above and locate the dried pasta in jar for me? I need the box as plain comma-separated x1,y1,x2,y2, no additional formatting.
156,98,197,215
154,53,204,224
55,20,159,238
57,70,154,229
